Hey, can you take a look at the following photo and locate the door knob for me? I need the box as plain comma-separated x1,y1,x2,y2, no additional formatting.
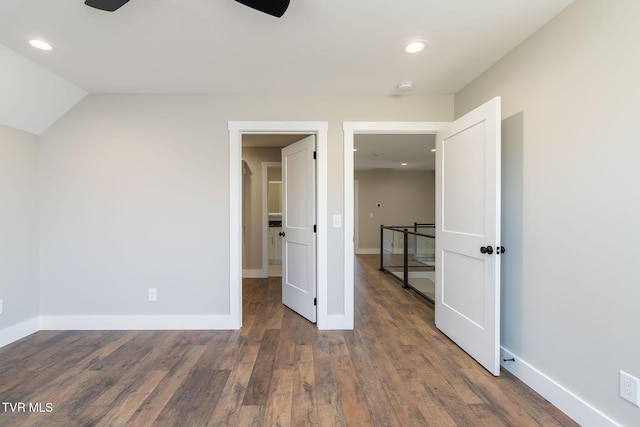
278,231,285,237
480,245,494,255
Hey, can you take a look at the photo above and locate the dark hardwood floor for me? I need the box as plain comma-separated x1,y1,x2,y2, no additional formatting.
0,255,577,426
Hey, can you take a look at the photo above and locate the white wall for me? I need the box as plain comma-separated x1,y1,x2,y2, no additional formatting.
0,125,39,342
456,1,640,425
37,94,453,324
355,169,435,251
38,95,228,318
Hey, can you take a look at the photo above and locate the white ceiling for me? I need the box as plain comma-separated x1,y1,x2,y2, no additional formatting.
0,0,573,95
355,134,436,171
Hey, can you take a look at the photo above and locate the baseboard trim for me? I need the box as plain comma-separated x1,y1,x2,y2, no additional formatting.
243,269,267,278
356,248,379,255
319,314,353,330
40,315,238,331
0,318,41,349
500,347,621,427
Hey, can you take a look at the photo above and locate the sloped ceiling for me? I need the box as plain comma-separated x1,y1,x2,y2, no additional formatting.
0,43,86,135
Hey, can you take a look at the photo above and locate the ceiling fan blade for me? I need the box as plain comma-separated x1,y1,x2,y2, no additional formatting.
84,0,130,12
234,0,290,18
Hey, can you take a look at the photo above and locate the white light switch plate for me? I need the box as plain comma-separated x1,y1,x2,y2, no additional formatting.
333,215,342,228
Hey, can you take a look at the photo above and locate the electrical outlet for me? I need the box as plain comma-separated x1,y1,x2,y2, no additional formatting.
620,371,640,406
148,288,157,302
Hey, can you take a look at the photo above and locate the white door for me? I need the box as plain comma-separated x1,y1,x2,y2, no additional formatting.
281,135,317,322
435,97,501,376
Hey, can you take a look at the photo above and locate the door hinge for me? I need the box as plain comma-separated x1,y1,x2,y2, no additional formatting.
313,224,317,233
314,297,317,306
313,151,317,160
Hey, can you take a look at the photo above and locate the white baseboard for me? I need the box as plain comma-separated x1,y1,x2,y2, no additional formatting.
319,314,353,330
243,269,267,278
40,315,238,331
356,248,379,255
0,318,41,348
500,347,621,427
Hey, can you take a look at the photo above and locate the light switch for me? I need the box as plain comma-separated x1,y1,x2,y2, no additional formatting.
333,215,342,228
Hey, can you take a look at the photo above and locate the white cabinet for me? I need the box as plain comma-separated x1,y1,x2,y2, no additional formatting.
268,227,282,263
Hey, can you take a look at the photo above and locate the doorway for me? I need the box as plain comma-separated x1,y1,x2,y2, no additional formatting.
344,98,502,376
229,121,329,329
352,133,437,254
242,134,317,323
241,134,303,279
342,122,448,328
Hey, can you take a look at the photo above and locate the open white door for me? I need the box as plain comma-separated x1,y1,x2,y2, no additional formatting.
435,97,501,376
281,135,317,323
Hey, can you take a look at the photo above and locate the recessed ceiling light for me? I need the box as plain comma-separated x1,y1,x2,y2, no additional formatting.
401,162,408,166
431,149,436,152
29,39,52,51
403,40,427,54
353,148,358,152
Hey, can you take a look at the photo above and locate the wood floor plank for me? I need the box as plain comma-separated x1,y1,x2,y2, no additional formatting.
396,366,458,426
125,345,207,426
243,329,280,405
236,405,266,427
94,369,168,427
0,331,70,373
79,332,186,423
0,369,100,427
313,332,340,407
207,343,260,427
329,333,376,427
263,369,294,426
0,331,123,400
291,344,318,426
189,330,233,371
154,368,229,426
316,404,347,427
347,341,403,427
363,343,431,426
460,367,552,427
273,310,297,370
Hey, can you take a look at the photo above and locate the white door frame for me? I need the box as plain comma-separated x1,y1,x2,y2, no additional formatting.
343,122,449,327
229,121,328,329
